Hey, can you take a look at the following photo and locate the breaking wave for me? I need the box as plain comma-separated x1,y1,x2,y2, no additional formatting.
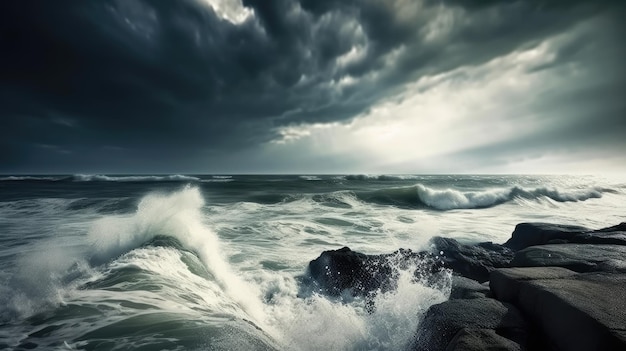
353,184,615,210
1,186,452,349
0,176,62,181
342,175,420,181
300,175,322,181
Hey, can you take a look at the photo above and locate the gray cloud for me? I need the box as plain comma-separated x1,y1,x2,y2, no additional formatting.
0,0,624,172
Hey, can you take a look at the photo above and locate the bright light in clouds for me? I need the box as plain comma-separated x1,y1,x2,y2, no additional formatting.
199,0,253,24
266,38,559,172
3,1,624,174
261,17,625,174
489,151,626,175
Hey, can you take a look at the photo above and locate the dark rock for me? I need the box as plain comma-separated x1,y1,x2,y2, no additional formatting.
450,276,490,300
306,247,445,297
445,328,521,351
307,246,370,296
490,267,577,302
510,244,626,273
410,298,527,351
503,223,588,251
503,222,626,251
570,231,626,246
594,222,626,233
432,237,514,283
546,238,569,245
489,267,626,351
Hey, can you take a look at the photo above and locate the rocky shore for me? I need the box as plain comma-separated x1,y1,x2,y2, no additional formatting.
305,222,626,350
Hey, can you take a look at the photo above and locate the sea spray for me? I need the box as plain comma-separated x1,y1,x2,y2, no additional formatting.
260,260,452,350
87,186,268,325
0,218,92,323
82,186,456,349
1,175,622,350
415,184,511,210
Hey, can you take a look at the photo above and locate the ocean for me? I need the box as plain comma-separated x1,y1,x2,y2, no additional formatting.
0,174,624,350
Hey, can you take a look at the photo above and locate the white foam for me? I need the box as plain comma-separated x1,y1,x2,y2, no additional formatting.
260,266,451,350
344,174,420,181
1,244,93,322
360,267,451,349
415,184,609,210
87,186,267,323
300,175,322,181
416,184,509,210
202,175,234,182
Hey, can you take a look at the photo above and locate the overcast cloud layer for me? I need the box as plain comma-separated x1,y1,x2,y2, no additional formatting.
1,0,624,174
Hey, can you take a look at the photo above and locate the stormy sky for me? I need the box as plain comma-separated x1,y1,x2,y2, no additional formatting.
1,0,625,174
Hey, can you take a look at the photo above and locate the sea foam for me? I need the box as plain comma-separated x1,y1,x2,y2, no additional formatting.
87,186,267,324
415,184,608,210
352,183,612,210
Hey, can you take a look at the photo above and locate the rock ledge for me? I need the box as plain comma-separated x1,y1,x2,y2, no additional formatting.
305,221,626,350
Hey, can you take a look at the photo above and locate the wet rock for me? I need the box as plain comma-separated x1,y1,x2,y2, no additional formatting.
445,328,521,351
490,267,626,351
450,276,490,300
510,244,626,273
490,267,577,302
306,247,445,296
410,298,527,351
431,237,514,283
503,223,588,251
570,231,626,246
503,222,626,251
594,222,626,233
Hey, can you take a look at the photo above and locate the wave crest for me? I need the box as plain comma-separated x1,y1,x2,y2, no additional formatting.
87,186,266,323
0,176,61,181
343,174,418,181
355,184,613,210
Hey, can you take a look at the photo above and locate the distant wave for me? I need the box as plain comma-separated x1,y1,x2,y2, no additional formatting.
0,176,62,181
341,174,419,181
72,174,201,182
300,175,322,181
201,178,234,183
354,184,615,210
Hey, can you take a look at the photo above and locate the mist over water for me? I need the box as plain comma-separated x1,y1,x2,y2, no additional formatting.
0,175,624,350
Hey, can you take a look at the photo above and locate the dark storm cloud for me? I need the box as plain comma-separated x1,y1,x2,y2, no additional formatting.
0,0,623,172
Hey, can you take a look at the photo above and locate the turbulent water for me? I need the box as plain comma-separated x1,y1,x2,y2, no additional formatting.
0,174,624,350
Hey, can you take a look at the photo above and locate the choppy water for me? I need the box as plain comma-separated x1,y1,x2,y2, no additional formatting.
0,174,624,350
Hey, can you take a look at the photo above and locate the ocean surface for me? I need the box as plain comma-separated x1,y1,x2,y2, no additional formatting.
0,174,624,350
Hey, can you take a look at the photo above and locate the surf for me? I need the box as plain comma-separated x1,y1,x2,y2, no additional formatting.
2,175,622,350
352,183,615,210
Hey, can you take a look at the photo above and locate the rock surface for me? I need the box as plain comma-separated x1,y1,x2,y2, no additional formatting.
490,267,577,302
569,230,626,246
503,222,588,251
421,221,626,350
431,237,514,283
490,267,626,351
445,328,521,351
305,221,626,351
450,276,490,300
511,244,626,273
306,247,445,296
504,222,626,250
410,298,527,351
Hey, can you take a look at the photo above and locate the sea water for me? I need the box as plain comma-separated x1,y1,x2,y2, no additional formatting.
0,174,624,350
